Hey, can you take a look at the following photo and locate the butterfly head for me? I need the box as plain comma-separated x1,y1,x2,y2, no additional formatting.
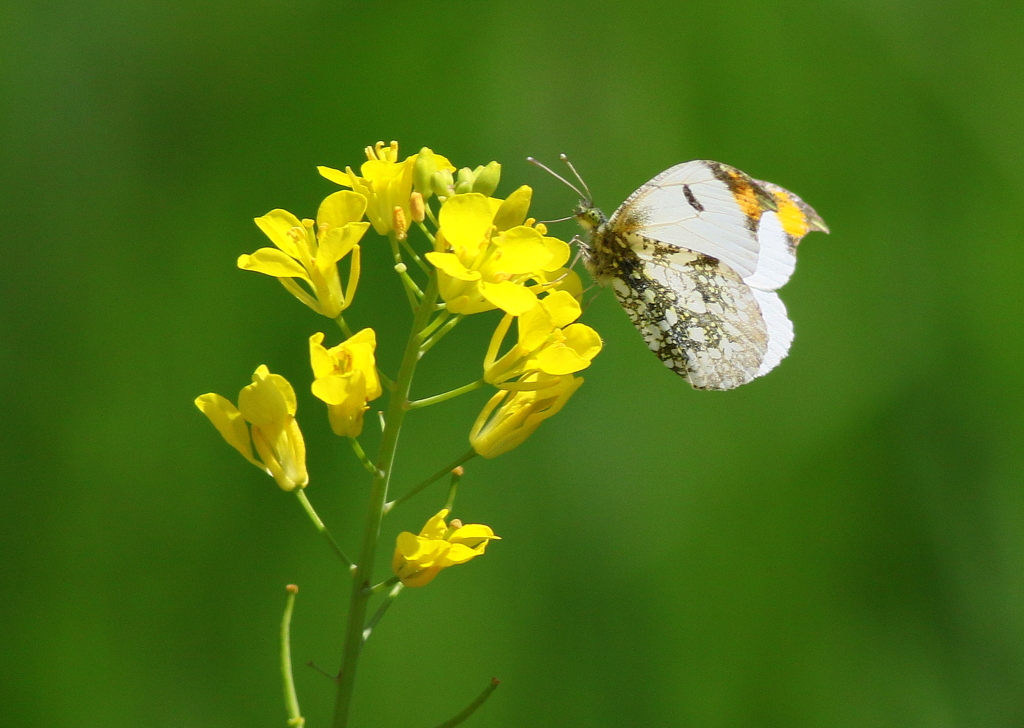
572,202,606,234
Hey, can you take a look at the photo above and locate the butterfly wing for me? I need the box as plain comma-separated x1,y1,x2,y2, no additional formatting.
605,248,776,390
599,161,827,389
609,160,777,279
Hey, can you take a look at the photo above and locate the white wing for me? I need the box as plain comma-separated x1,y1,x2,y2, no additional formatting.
744,210,796,291
610,160,774,279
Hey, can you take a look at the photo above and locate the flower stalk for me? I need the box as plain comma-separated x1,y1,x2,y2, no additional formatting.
281,585,305,728
331,272,440,728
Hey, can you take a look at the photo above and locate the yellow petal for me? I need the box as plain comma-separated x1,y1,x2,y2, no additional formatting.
480,280,538,316
308,332,335,378
438,194,494,253
541,290,582,328
238,365,296,428
534,347,590,375
420,509,451,540
254,210,305,259
517,302,555,350
426,252,481,282
194,393,258,465
490,227,554,275
441,542,484,565
493,185,532,231
540,236,571,271
311,373,358,406
237,248,310,280
317,166,353,187
449,523,499,545
317,222,369,265
317,190,367,230
562,323,603,359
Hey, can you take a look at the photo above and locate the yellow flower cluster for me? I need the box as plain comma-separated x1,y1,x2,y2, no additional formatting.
392,509,500,587
203,139,598,483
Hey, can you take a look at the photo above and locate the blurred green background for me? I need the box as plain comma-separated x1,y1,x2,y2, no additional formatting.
3,0,1023,726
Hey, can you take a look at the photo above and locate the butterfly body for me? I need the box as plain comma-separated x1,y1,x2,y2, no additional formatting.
573,160,828,391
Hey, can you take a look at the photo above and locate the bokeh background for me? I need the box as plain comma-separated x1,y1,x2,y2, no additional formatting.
3,0,1024,726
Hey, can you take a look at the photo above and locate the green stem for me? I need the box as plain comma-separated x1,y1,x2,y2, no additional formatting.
388,233,419,310
418,310,451,342
349,438,380,476
420,314,464,355
362,582,404,642
408,380,485,409
330,272,440,728
383,449,478,514
395,262,424,300
415,220,436,247
433,679,501,728
444,468,462,512
399,236,431,273
281,586,306,728
334,313,354,339
368,575,400,595
295,490,353,572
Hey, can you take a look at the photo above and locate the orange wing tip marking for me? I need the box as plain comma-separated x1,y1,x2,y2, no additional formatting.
770,190,830,240
724,169,776,220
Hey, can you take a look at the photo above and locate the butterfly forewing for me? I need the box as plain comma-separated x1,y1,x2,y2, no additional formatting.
610,160,776,279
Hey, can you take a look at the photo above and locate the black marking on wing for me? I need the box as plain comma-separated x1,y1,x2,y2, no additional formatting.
682,184,704,213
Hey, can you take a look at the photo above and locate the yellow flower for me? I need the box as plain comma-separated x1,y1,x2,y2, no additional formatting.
469,374,583,458
392,509,500,588
319,142,455,235
425,192,572,315
309,329,382,438
239,191,368,318
483,290,602,388
195,366,308,491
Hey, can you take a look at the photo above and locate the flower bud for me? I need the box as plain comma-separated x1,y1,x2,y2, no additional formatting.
432,169,454,199
454,167,475,194
471,161,501,196
414,147,439,199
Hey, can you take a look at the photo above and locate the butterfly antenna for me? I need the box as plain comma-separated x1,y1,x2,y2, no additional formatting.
559,154,593,204
527,156,586,201
537,214,576,224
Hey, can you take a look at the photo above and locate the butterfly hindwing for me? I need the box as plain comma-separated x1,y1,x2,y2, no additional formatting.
608,247,771,390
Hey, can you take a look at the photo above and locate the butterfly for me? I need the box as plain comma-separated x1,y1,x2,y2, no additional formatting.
530,157,829,390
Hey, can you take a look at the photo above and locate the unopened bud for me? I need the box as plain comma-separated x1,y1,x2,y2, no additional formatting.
471,161,501,196
414,148,438,199
394,262,408,273
410,192,425,223
392,205,408,240
454,167,475,194
432,169,454,198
